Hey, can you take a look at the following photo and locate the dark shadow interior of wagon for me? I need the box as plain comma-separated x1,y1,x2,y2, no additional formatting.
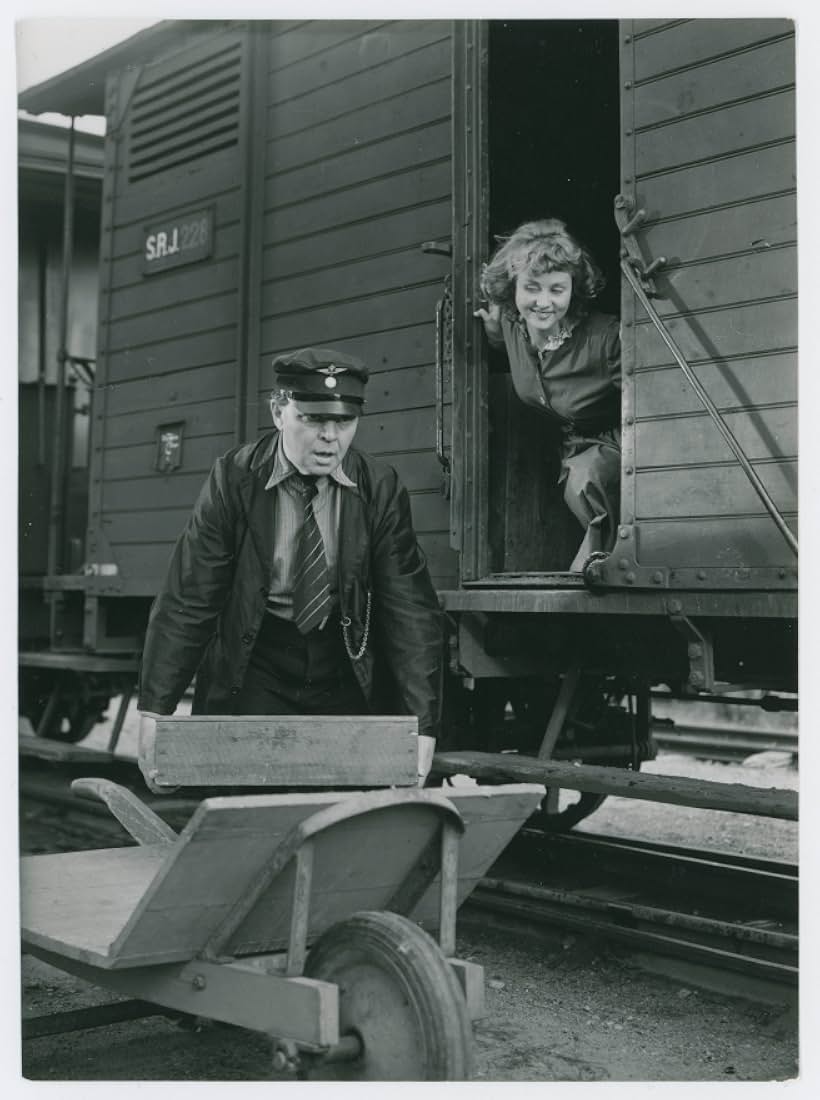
486,20,621,575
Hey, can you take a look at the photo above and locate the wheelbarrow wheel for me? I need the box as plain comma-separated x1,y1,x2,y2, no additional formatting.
302,910,472,1080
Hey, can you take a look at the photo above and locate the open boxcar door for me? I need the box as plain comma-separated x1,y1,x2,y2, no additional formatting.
607,18,797,592
449,18,796,592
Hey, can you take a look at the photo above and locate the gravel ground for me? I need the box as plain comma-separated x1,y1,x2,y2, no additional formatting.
466,926,798,1082
15,698,810,1086
18,927,798,1083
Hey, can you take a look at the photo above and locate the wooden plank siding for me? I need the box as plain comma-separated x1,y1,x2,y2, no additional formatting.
636,354,796,419
91,21,456,590
101,434,236,482
260,22,455,587
622,19,797,580
110,532,457,595
90,24,251,585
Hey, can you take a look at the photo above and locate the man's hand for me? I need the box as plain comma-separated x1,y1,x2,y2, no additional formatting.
417,734,436,788
138,711,160,756
138,711,175,794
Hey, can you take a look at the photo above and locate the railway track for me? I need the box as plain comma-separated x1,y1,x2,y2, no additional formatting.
20,763,798,1002
464,828,798,998
651,720,798,763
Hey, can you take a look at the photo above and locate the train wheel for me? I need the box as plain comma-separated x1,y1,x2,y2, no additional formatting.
526,676,650,833
20,668,111,743
532,789,609,833
301,911,472,1080
532,749,645,833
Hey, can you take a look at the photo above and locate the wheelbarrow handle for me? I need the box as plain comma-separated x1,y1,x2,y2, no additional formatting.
70,777,178,846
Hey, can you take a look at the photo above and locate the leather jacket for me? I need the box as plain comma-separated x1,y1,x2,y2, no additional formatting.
137,431,444,739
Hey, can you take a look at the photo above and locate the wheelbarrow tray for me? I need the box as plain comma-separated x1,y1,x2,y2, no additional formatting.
21,784,544,970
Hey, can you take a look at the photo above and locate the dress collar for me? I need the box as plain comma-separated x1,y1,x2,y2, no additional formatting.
517,314,578,355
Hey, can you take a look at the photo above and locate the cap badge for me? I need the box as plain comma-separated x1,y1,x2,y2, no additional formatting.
319,363,348,390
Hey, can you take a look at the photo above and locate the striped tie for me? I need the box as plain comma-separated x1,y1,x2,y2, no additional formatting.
292,476,332,634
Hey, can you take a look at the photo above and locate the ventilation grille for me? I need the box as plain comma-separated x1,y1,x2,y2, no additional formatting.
127,40,242,183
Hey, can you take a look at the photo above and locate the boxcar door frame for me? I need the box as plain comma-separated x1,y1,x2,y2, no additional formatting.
451,21,490,584
450,19,623,586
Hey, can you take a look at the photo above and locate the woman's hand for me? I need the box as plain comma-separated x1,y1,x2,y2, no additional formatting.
473,300,502,341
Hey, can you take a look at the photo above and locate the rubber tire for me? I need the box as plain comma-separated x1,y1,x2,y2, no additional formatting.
302,910,473,1081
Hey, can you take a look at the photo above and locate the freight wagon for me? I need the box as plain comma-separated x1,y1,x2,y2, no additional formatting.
18,18,797,827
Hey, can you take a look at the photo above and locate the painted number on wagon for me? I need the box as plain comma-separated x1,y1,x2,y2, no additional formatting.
143,208,213,274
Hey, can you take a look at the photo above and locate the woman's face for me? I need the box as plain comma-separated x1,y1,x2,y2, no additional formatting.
514,268,573,338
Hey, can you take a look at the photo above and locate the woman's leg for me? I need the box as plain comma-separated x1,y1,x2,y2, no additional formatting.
562,436,621,571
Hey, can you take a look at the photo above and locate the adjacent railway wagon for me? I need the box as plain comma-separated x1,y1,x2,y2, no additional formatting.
19,18,797,827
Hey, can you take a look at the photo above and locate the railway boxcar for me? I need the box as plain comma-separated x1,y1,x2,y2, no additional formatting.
18,118,110,741
18,18,797,823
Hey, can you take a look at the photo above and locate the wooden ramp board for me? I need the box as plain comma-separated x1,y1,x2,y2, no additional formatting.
140,715,419,789
20,784,544,970
19,732,116,766
432,752,798,820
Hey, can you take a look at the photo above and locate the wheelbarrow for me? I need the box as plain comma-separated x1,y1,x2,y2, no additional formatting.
20,716,545,1080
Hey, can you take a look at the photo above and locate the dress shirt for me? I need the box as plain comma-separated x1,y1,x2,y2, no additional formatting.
263,437,358,620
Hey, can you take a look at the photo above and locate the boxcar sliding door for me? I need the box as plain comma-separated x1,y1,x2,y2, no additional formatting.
614,18,797,591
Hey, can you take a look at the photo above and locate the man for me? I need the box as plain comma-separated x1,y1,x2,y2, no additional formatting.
137,347,442,781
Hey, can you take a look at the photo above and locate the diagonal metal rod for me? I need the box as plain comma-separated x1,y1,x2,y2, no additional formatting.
622,259,798,558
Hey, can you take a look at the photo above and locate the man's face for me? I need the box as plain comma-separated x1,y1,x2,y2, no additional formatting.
272,400,359,476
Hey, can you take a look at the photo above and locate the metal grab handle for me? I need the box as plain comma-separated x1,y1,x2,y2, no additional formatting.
615,195,664,296
620,258,798,558
434,295,450,476
432,276,452,498
422,243,452,497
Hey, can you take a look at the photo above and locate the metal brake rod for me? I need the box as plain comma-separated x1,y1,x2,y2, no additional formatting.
621,258,798,559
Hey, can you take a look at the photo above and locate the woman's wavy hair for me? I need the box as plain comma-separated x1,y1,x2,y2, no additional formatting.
480,218,606,321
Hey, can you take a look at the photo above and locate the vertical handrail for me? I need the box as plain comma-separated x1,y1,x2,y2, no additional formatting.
36,237,48,467
46,118,76,576
435,279,453,492
422,242,453,497
435,296,447,467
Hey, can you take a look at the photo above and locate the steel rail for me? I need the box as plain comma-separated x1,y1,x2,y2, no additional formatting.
504,829,797,924
651,721,798,762
466,881,798,986
469,829,798,988
522,828,798,878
